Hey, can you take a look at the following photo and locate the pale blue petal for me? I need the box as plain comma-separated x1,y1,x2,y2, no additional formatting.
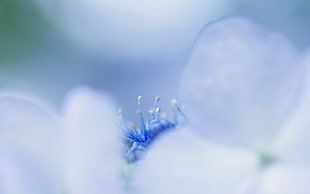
273,52,310,164
63,86,122,194
0,150,58,194
257,164,310,194
180,16,305,149
0,95,63,194
133,128,259,194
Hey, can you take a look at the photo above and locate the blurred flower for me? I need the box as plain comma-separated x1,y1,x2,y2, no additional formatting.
63,86,122,194
0,87,123,194
0,93,62,194
133,16,310,194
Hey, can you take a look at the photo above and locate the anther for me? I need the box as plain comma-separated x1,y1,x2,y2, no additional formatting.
118,108,127,127
136,111,143,116
154,107,161,120
130,124,136,130
155,96,161,102
137,96,143,112
171,99,178,105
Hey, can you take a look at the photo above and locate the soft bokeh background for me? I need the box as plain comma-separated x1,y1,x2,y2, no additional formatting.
1,0,310,117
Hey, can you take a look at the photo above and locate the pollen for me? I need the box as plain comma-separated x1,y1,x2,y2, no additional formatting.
171,99,178,105
155,96,161,102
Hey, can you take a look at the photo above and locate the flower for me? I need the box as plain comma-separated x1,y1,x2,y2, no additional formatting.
0,87,123,194
0,92,62,194
63,86,122,194
120,96,185,163
132,16,310,194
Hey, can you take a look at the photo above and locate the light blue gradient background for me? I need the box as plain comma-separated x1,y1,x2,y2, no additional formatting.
1,0,309,118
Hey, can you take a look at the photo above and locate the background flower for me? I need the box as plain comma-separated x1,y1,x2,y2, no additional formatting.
0,93,63,194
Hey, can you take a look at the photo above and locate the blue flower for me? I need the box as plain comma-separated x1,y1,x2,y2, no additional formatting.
119,96,185,162
133,16,310,194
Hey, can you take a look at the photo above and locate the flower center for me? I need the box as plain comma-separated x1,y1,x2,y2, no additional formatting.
258,150,275,167
119,96,186,163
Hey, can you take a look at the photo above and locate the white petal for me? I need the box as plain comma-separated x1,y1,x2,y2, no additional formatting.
257,164,310,194
0,150,58,194
180,16,304,149
133,128,259,194
272,51,310,164
63,86,122,194
0,95,63,194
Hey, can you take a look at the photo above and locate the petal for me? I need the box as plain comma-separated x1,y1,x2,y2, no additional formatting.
0,95,63,193
63,86,122,194
272,51,310,164
133,128,259,194
0,150,58,194
180,16,304,149
257,164,310,194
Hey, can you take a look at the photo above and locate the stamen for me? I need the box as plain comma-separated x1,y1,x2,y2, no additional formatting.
136,109,146,141
120,96,185,163
155,96,161,102
137,96,143,112
147,110,154,126
153,96,161,112
130,124,136,130
118,108,127,127
171,98,186,125
171,99,178,105
155,107,161,120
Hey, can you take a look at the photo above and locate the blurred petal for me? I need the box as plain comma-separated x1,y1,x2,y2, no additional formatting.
0,151,57,194
134,128,259,194
63,86,122,194
257,164,310,194
273,51,310,164
180,16,305,149
0,95,63,194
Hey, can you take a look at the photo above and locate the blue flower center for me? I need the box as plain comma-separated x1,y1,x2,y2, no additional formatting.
119,96,185,162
